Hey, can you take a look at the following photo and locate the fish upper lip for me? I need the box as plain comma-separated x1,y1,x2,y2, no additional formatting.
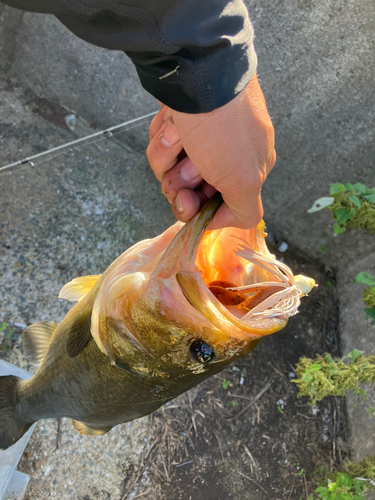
186,192,224,261
150,193,224,280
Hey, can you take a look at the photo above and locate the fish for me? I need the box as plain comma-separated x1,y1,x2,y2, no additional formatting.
0,193,315,450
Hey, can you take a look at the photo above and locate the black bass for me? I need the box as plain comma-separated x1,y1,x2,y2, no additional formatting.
0,194,315,450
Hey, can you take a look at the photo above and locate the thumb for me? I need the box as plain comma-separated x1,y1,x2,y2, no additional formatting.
208,193,263,230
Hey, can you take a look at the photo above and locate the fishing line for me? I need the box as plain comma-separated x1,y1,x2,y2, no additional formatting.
0,111,158,175
7,119,150,178
5,122,149,185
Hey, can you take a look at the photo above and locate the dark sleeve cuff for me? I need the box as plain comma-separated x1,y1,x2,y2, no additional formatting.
131,42,257,113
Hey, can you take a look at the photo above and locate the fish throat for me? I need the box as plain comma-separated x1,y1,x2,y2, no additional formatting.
192,221,315,331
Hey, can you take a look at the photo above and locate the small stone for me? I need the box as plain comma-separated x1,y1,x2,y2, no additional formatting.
64,114,77,131
33,460,42,470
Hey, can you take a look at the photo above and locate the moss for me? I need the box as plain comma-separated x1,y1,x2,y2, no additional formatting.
363,287,375,309
293,353,375,405
345,456,375,481
327,192,375,233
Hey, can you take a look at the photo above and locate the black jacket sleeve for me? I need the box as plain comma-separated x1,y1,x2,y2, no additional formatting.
2,0,257,113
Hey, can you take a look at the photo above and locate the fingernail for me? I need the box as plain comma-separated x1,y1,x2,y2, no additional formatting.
175,192,185,213
160,122,179,147
180,160,200,182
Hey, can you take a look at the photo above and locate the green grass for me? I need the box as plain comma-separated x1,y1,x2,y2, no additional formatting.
308,182,375,234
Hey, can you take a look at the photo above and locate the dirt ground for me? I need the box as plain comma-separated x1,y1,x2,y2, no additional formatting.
6,245,347,500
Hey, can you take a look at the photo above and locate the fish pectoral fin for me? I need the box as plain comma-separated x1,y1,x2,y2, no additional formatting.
66,311,92,358
71,420,112,436
59,274,101,302
23,321,59,366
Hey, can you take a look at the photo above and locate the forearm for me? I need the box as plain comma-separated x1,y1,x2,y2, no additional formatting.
2,0,257,113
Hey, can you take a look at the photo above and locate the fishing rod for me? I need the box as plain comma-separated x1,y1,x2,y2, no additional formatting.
0,111,158,174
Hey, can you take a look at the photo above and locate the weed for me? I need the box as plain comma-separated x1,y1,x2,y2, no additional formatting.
311,471,371,499
353,272,375,325
293,351,375,416
222,379,230,390
0,322,15,352
304,462,375,500
308,182,375,234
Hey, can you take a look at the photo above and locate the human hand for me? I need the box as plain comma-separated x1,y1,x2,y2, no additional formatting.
146,73,276,230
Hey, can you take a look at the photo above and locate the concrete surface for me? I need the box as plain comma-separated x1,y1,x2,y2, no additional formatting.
0,4,158,152
250,0,375,254
1,0,375,486
338,255,375,462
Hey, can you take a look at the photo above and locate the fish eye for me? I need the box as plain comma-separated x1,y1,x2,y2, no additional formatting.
190,340,214,363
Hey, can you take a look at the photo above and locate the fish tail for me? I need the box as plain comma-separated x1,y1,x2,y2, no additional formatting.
0,375,33,450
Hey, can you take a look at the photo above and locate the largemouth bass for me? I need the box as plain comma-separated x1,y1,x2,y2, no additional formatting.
0,194,315,450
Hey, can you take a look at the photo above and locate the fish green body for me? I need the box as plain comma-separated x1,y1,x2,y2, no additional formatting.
0,194,315,450
16,305,225,434
15,277,243,436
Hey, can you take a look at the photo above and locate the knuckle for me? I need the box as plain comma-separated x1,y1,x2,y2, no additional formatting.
270,149,277,167
266,149,277,175
149,112,163,140
266,119,275,136
146,142,158,164
161,178,176,203
146,143,152,161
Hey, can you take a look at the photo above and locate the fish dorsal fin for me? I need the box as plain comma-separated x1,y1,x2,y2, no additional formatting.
59,275,101,302
23,321,59,366
66,310,92,358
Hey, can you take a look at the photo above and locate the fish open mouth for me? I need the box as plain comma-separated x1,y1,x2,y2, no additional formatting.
195,227,308,321
176,193,315,339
